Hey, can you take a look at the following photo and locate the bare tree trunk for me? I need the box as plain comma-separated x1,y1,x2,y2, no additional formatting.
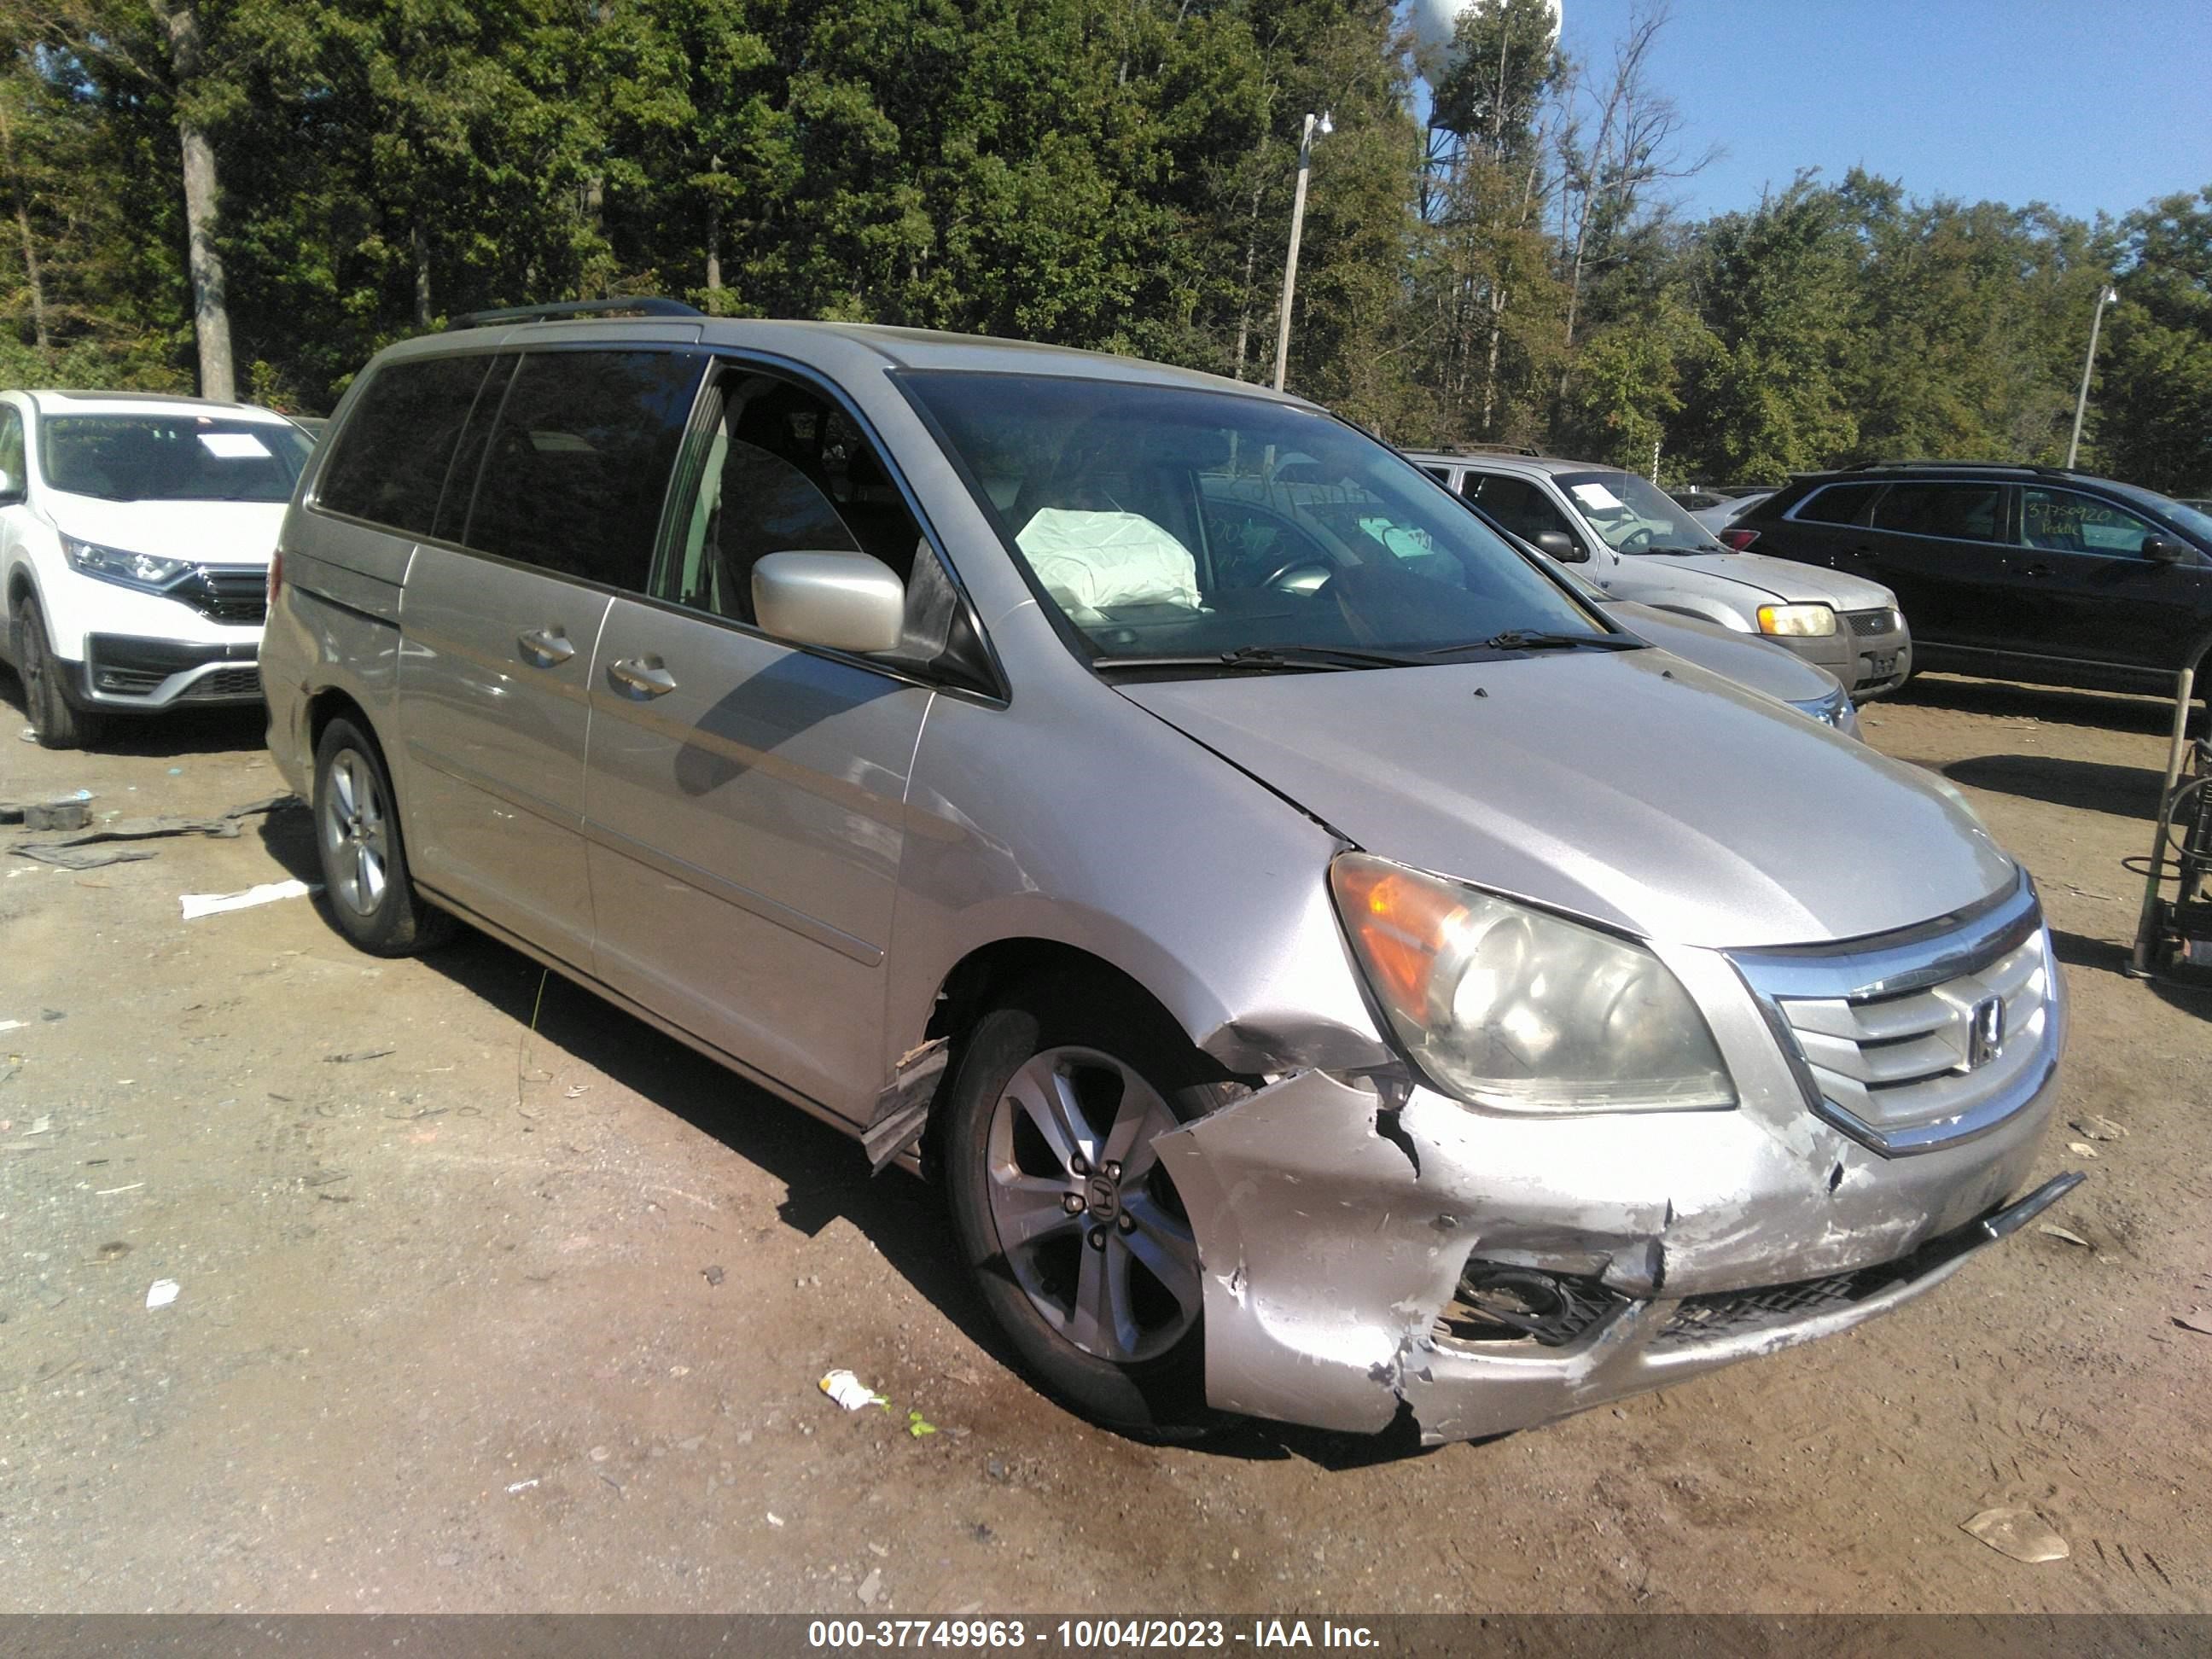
705,194,721,291
411,221,432,330
1481,284,1505,433
0,101,51,364
162,3,235,402
1230,176,1265,382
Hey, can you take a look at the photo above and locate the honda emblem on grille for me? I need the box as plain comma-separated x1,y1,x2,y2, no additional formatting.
1967,996,2005,1068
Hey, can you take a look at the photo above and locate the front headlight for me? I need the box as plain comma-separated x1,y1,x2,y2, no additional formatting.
1789,686,1860,736
61,534,195,593
1330,853,1736,1115
1755,602,1838,637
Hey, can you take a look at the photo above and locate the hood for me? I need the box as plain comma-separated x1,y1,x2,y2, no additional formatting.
1119,650,2011,950
1608,602,1840,706
43,495,288,568
1617,548,1895,611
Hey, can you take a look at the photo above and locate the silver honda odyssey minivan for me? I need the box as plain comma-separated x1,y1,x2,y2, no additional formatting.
261,306,2077,1445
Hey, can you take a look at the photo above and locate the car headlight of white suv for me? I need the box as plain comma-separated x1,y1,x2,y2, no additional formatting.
61,533,196,594
1330,853,1737,1115
1755,602,1839,637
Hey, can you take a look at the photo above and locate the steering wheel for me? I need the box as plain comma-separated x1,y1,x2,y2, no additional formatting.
1615,527,1656,552
1261,558,1334,594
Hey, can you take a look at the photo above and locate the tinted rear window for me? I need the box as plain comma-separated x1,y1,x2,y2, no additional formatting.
1871,481,2001,542
317,355,494,533
1792,481,1882,525
462,350,704,587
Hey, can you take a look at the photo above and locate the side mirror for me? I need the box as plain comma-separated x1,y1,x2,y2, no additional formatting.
0,469,21,505
753,549,906,655
1534,529,1587,563
2142,537,2187,565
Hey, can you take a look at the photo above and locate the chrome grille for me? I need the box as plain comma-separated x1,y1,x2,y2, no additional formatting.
178,566,268,626
1845,607,1899,636
1732,875,2060,1155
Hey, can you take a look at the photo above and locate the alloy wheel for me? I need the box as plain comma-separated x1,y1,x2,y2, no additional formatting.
320,748,392,917
985,1045,1203,1365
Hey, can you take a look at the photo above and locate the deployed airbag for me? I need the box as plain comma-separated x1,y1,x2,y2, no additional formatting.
1016,509,1201,612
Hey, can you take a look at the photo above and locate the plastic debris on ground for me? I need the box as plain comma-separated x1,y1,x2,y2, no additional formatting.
818,1369,889,1412
145,1279,181,1310
12,794,301,869
906,1410,938,1438
2065,1141,2099,1158
2070,1115,2127,1141
2038,1224,2093,1249
1960,1507,2070,1563
180,877,322,919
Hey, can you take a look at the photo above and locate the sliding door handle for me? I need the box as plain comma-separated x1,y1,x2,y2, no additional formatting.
518,627,575,665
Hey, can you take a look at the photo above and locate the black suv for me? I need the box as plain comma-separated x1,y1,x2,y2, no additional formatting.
1728,463,2212,695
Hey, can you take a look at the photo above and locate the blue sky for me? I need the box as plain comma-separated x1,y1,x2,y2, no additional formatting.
1424,0,2212,224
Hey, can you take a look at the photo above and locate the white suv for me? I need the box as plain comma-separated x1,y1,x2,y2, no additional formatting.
0,390,313,748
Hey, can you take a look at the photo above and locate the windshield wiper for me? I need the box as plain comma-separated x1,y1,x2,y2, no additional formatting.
1424,630,1645,657
1628,543,1719,556
1092,643,1426,673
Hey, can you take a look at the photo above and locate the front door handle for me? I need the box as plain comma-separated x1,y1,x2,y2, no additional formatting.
2022,562,2055,579
518,626,575,665
608,656,678,698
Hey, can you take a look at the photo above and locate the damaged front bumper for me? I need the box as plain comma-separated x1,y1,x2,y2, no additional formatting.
1153,1064,2075,1447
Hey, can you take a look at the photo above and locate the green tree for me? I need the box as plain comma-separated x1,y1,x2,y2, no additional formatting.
2098,188,2212,494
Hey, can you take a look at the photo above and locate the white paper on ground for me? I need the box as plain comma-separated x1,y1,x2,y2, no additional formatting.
1016,509,1201,612
146,1279,180,1309
1569,481,1626,511
179,878,321,919
198,431,273,459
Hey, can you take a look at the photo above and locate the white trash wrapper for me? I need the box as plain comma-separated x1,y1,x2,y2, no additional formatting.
818,1369,889,1412
1016,509,1200,612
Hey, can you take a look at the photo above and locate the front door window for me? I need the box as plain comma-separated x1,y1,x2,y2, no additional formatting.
2019,487,2161,557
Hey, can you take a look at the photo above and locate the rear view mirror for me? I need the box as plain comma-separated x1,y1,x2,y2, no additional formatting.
2142,537,2187,565
753,550,906,655
1534,529,1586,563
0,469,20,505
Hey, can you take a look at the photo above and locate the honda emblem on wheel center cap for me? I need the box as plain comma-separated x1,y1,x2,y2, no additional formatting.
1086,1175,1119,1219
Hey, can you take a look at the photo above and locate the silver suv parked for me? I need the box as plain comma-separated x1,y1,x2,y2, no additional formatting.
1409,450,1912,699
262,307,2075,1444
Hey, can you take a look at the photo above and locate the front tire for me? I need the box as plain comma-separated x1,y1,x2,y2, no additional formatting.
312,717,454,956
942,989,1236,1438
13,592,104,750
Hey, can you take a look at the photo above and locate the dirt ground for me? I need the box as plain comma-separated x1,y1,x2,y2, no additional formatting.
2,670,2208,1617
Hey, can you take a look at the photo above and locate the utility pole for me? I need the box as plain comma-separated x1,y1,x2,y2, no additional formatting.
2066,285,2119,470
1271,112,1330,393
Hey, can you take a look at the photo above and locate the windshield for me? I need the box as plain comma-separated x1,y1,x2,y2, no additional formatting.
900,372,1604,667
1556,470,1725,555
38,413,313,503
2108,480,2212,545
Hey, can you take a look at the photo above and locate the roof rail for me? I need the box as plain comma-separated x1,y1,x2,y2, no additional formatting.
445,297,705,331
1837,458,2075,478
1436,441,1540,457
